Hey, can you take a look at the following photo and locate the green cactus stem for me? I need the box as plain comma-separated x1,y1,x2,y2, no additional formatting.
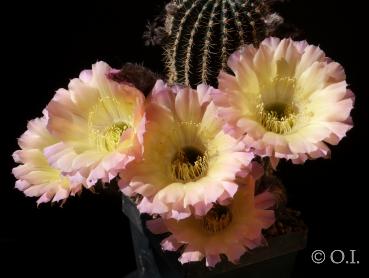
162,0,283,87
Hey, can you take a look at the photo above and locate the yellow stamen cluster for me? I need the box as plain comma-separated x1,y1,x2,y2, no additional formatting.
88,97,130,152
203,204,232,234
89,121,129,152
255,74,299,134
171,146,208,183
257,102,296,134
179,121,200,127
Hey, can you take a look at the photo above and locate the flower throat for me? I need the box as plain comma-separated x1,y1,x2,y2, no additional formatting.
171,146,208,183
203,204,232,234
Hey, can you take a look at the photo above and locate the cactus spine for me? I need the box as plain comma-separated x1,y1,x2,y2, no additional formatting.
163,0,282,87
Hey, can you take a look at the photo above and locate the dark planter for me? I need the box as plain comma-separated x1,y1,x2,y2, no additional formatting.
122,195,307,278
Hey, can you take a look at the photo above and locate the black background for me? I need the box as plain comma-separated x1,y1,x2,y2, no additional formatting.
1,0,367,277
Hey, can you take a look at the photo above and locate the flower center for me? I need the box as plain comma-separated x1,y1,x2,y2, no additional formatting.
170,146,208,183
90,121,129,152
203,204,232,234
257,102,296,134
88,97,131,152
257,72,299,134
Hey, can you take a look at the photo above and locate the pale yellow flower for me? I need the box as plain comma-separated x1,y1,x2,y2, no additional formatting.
13,115,82,204
120,81,254,220
216,38,354,166
45,62,146,187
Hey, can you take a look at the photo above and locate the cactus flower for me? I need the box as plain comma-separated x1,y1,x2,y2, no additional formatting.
45,62,146,187
12,115,83,205
147,176,275,267
120,80,254,219
216,37,354,166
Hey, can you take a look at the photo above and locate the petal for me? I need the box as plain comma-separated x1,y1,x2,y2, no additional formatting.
161,235,182,251
178,246,204,264
255,191,276,210
205,254,221,267
146,218,169,234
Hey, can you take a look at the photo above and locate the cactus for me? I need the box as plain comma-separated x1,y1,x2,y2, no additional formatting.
157,0,283,87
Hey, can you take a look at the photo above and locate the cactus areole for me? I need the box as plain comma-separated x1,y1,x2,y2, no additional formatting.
164,0,282,87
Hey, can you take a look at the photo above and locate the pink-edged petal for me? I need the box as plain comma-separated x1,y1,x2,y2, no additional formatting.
178,246,204,264
255,191,276,210
161,235,182,251
146,218,169,234
205,254,221,268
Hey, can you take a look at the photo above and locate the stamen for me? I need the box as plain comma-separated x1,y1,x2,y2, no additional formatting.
88,97,130,152
178,120,201,131
257,75,298,134
257,102,296,134
89,121,129,152
203,204,232,233
171,146,208,183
